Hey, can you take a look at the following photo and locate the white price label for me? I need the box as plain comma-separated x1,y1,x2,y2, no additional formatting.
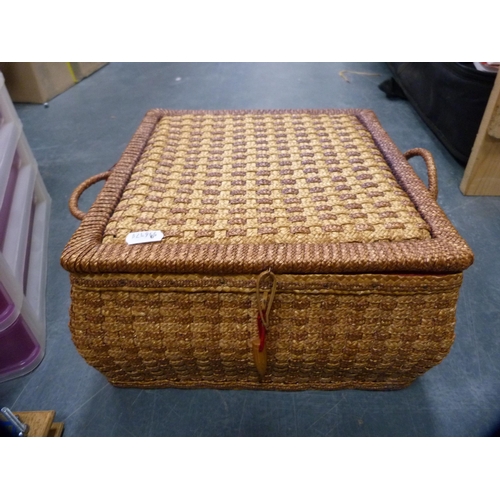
126,231,164,245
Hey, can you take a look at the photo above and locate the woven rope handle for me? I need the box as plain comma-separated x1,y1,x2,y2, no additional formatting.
69,171,111,220
403,148,438,200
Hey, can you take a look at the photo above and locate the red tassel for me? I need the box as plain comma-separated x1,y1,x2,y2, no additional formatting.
257,314,266,352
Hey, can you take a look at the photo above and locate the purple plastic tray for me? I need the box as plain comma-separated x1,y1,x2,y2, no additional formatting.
0,314,40,377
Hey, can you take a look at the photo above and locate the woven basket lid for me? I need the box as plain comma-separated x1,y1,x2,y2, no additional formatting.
61,109,473,275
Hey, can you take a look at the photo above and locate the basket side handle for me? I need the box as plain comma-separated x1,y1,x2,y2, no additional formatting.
403,148,438,200
69,171,111,220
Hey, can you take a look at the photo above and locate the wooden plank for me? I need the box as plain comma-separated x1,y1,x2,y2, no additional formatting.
48,422,65,437
461,71,500,195
14,411,55,437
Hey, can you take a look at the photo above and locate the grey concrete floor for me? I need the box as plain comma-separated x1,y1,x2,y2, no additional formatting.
1,62,499,436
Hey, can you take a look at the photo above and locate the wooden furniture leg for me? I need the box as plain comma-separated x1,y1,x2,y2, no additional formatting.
461,71,500,195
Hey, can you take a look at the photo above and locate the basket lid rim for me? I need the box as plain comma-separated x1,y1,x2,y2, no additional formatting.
61,108,474,275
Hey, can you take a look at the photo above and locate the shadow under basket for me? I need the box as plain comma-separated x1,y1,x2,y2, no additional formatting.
61,109,473,391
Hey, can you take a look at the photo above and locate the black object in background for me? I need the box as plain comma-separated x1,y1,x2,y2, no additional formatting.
379,63,496,164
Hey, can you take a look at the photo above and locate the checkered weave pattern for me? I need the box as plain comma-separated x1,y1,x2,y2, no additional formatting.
70,272,461,390
103,113,430,245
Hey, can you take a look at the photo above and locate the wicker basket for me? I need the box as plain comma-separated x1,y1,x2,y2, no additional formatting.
61,109,473,390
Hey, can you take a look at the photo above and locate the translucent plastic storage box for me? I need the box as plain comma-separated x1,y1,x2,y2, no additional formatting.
0,76,51,382
0,172,50,382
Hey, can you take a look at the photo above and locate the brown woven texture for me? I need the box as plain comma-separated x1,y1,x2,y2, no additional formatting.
61,109,473,275
102,113,430,245
70,272,462,390
61,109,474,390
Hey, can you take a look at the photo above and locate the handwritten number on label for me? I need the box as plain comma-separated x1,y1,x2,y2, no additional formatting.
126,231,164,245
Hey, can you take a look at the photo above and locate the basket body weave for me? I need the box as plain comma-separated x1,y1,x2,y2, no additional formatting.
61,109,473,390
